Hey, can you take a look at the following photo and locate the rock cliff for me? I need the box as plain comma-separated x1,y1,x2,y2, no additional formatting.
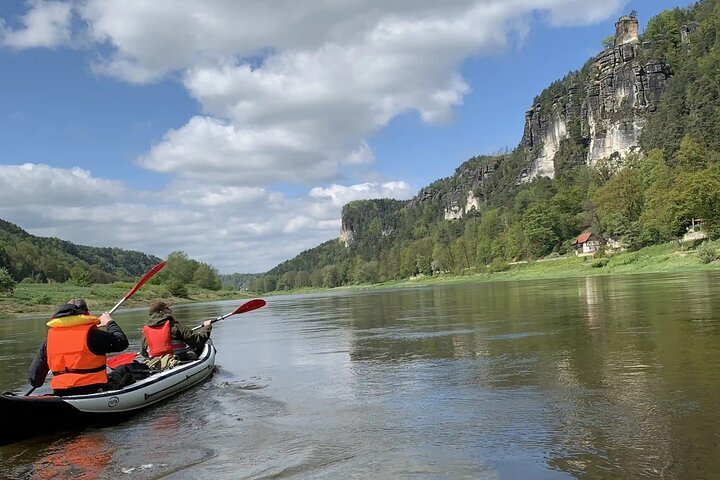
520,15,672,182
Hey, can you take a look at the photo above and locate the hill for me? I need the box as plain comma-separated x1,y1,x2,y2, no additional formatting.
0,218,163,284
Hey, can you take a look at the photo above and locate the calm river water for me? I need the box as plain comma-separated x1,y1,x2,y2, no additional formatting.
1,271,720,479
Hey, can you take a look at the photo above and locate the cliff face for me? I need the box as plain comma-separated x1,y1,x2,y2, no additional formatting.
520,15,672,182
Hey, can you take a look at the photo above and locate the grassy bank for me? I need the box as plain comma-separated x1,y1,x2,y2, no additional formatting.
0,281,251,319
266,240,720,296
3,241,719,318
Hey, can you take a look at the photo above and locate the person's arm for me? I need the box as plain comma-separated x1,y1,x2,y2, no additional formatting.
28,340,49,388
88,312,129,355
174,320,212,350
140,333,149,358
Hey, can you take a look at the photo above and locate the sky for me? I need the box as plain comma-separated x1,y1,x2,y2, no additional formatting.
0,0,695,274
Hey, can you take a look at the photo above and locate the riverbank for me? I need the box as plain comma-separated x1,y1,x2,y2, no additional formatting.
0,282,251,319
3,241,718,318
267,240,720,296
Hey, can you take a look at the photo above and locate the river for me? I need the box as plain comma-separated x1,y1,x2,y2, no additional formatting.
1,271,719,479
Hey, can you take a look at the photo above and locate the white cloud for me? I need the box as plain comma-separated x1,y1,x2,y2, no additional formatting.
0,0,72,49
0,163,124,206
310,182,414,207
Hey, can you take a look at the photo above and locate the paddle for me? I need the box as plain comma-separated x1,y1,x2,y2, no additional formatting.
106,299,266,369
190,298,266,331
108,261,167,315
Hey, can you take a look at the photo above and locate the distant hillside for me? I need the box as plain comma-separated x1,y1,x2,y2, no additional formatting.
249,0,720,293
0,218,163,283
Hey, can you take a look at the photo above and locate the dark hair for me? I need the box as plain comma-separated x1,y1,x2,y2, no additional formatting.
149,300,172,315
67,298,89,314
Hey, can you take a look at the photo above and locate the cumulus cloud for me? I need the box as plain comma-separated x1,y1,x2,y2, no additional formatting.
0,0,72,49
0,164,123,206
310,182,414,207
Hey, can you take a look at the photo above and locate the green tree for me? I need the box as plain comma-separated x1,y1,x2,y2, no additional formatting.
294,271,310,289
673,135,708,171
0,267,16,295
69,266,92,287
674,165,720,238
601,35,615,49
593,167,644,240
192,264,222,290
162,251,199,284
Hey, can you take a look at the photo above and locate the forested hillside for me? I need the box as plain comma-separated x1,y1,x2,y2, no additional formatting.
0,219,223,295
249,0,720,293
0,218,162,284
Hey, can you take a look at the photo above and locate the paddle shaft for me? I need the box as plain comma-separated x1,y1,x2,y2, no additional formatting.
191,299,266,331
25,387,36,396
108,261,166,315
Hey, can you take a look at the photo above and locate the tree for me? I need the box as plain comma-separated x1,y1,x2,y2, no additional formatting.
673,135,708,171
0,267,16,295
674,166,720,238
192,264,222,290
592,167,644,239
69,266,92,287
162,251,199,284
601,35,615,49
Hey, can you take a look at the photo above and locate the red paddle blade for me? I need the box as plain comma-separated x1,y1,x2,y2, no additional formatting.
106,352,138,369
231,298,266,316
124,261,166,299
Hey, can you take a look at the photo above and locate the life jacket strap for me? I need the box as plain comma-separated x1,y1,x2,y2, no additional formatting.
52,365,106,376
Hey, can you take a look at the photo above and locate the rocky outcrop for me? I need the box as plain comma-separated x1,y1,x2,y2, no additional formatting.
520,15,672,182
339,222,355,247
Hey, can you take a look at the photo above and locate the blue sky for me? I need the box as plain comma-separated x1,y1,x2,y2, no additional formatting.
0,0,694,273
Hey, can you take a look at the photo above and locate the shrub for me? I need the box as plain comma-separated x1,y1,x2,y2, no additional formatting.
488,258,510,273
591,258,610,268
31,294,52,304
697,242,719,264
165,278,189,298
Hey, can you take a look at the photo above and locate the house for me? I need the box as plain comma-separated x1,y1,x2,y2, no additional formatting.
572,232,602,255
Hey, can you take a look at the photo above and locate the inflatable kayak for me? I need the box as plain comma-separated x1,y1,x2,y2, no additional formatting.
0,340,217,446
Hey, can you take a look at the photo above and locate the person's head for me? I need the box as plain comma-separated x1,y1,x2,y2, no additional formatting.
51,298,89,319
149,300,172,316
67,298,89,314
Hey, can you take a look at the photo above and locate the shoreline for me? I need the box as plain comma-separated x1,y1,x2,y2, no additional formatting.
264,241,720,296
3,241,719,318
0,284,253,320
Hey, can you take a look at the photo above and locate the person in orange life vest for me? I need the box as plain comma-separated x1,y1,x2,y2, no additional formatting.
140,301,212,361
28,298,131,396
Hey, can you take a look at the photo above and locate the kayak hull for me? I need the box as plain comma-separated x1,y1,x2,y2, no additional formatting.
0,340,216,445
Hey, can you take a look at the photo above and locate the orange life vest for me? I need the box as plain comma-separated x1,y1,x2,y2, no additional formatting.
142,321,174,357
142,321,190,358
47,320,107,391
